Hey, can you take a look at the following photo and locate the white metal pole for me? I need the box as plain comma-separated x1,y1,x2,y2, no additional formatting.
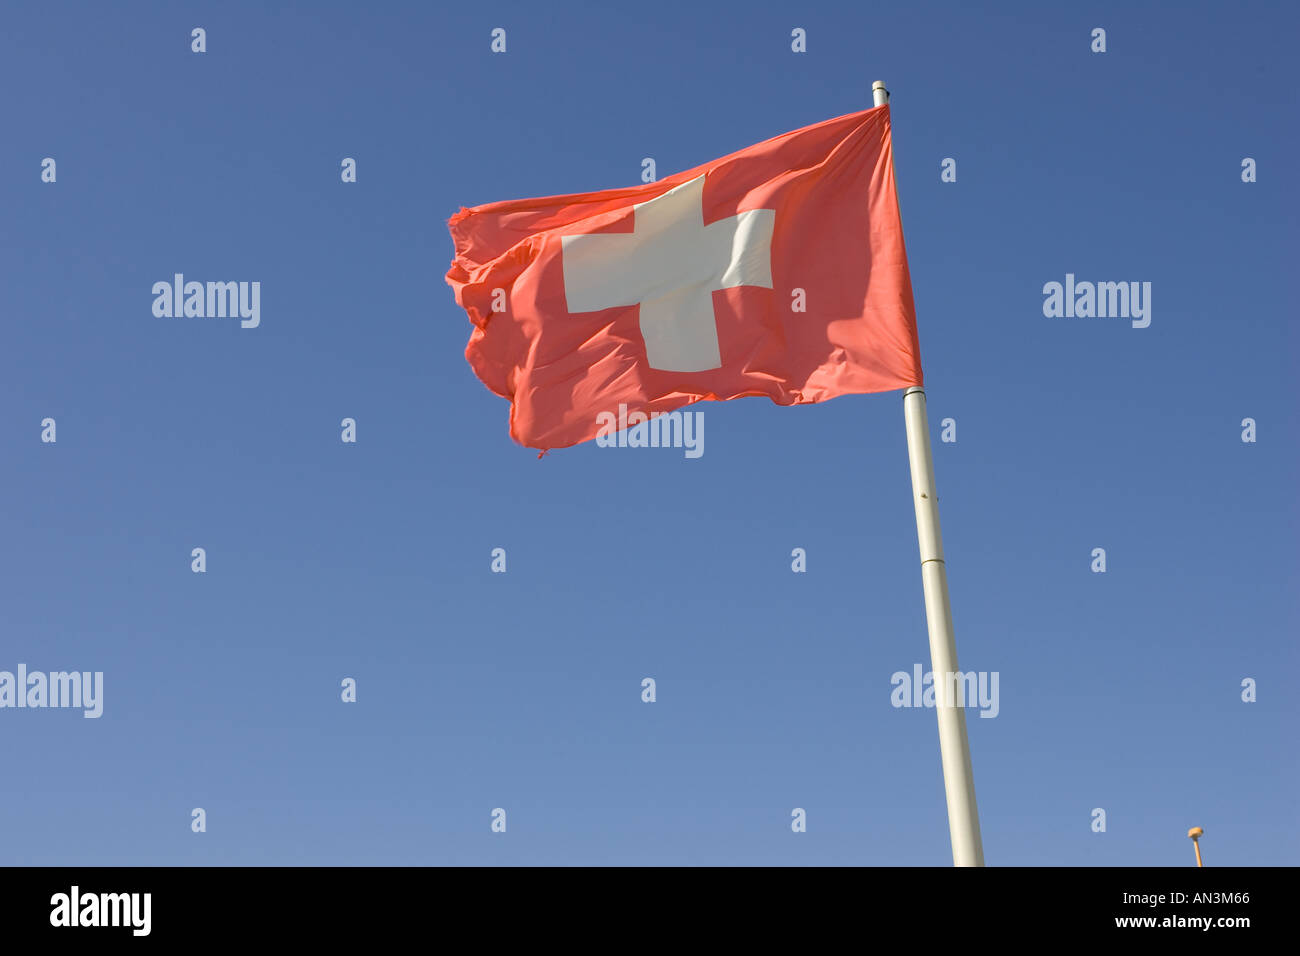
874,79,986,867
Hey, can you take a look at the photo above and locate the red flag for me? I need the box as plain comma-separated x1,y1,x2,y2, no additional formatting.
445,105,923,451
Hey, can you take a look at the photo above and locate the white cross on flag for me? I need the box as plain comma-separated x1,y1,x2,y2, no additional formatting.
562,174,775,373
446,105,923,451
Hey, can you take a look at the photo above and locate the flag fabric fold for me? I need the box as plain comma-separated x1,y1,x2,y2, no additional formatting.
446,104,923,451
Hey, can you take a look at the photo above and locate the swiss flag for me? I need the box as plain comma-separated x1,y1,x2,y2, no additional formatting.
445,105,923,451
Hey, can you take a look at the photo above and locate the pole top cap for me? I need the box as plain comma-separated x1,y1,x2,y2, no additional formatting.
1188,827,1204,839
872,80,887,90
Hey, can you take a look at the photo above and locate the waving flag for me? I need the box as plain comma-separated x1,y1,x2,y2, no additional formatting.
445,104,922,451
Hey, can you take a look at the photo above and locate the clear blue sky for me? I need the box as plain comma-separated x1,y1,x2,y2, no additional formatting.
2,0,1295,866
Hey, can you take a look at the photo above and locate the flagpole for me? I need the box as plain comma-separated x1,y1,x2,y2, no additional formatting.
1188,827,1204,866
874,80,986,867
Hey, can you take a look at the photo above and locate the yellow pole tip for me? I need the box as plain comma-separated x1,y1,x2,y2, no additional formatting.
1188,827,1203,839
